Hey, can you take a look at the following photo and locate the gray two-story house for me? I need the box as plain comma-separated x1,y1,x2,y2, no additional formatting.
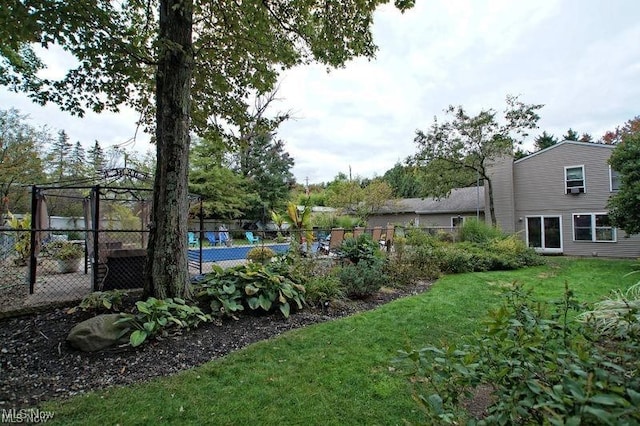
488,140,640,258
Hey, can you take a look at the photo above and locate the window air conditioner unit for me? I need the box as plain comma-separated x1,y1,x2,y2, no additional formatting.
569,187,581,195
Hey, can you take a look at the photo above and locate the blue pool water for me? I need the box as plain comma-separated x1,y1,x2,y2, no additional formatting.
188,243,291,262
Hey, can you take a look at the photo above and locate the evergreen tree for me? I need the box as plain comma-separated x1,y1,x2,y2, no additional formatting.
235,132,295,219
69,141,86,179
579,133,593,142
534,131,558,151
563,128,579,141
87,140,106,177
382,162,422,198
49,130,72,180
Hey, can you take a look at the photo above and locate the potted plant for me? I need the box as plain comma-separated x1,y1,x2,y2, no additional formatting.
51,241,84,273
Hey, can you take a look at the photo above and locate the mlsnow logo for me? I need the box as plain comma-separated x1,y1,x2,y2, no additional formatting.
1,409,54,423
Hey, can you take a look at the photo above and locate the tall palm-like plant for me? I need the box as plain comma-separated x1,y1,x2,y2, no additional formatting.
270,210,286,242
284,201,313,253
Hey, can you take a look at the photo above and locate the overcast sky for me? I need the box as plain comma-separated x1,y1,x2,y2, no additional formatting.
2,0,639,185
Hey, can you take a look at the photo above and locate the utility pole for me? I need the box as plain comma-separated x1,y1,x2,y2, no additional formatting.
305,176,309,196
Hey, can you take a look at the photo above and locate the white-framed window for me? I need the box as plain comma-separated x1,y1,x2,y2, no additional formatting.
451,216,464,228
565,165,585,194
572,213,616,242
609,166,621,192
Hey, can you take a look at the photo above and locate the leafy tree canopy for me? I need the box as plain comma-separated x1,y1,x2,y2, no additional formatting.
607,126,640,235
382,162,423,198
0,108,46,215
602,116,640,145
412,95,543,225
0,0,416,298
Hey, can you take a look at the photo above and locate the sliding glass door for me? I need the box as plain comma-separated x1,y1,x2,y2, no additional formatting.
526,216,562,254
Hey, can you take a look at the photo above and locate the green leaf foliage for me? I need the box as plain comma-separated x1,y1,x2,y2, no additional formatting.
608,128,640,235
396,282,640,424
67,290,128,314
116,297,211,347
194,256,305,319
411,95,543,225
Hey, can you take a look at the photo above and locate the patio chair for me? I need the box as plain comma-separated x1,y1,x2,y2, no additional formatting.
371,226,383,242
188,232,198,247
329,228,345,251
353,227,365,238
204,231,217,246
245,231,260,244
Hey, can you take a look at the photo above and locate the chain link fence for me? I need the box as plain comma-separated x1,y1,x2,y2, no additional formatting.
1,220,457,316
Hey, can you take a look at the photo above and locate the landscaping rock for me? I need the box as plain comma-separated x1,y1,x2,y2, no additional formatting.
66,313,128,352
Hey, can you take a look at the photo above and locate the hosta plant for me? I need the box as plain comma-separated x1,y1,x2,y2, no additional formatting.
195,261,305,318
116,297,211,347
67,290,128,313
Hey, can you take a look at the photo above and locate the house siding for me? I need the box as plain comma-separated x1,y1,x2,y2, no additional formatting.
368,213,418,228
512,142,640,258
485,155,516,233
368,212,483,228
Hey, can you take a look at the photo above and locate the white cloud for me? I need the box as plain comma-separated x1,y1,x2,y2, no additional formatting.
1,0,639,183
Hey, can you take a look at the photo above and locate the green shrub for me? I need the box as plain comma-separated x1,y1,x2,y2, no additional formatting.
435,230,455,243
385,256,422,287
457,218,503,244
396,283,640,425
7,212,31,266
337,257,388,299
405,227,440,247
310,212,336,229
304,274,344,306
435,240,543,274
402,245,441,281
337,233,382,265
334,215,363,229
246,246,276,264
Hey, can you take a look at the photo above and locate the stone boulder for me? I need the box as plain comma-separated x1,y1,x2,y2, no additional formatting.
66,314,129,352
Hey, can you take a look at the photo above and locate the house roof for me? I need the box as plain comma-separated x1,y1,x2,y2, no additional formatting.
377,187,485,215
515,140,615,164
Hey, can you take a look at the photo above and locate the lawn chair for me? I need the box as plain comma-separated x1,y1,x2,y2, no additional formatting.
205,231,217,246
245,231,260,244
329,228,345,251
384,225,395,252
188,232,198,247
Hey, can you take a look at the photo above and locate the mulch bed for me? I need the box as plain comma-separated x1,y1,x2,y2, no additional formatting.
1,282,436,410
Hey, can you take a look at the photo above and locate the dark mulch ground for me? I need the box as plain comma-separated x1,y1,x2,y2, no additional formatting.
1,282,444,411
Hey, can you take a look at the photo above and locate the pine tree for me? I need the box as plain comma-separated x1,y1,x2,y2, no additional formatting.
534,131,558,151
87,140,106,178
563,128,579,141
49,130,72,180
69,141,87,179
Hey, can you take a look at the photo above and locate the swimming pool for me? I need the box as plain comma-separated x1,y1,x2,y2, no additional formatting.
188,243,290,262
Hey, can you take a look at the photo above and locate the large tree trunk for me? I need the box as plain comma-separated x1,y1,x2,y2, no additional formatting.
486,178,497,226
144,0,194,299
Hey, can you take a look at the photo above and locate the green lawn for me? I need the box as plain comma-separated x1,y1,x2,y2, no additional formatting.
45,257,637,425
